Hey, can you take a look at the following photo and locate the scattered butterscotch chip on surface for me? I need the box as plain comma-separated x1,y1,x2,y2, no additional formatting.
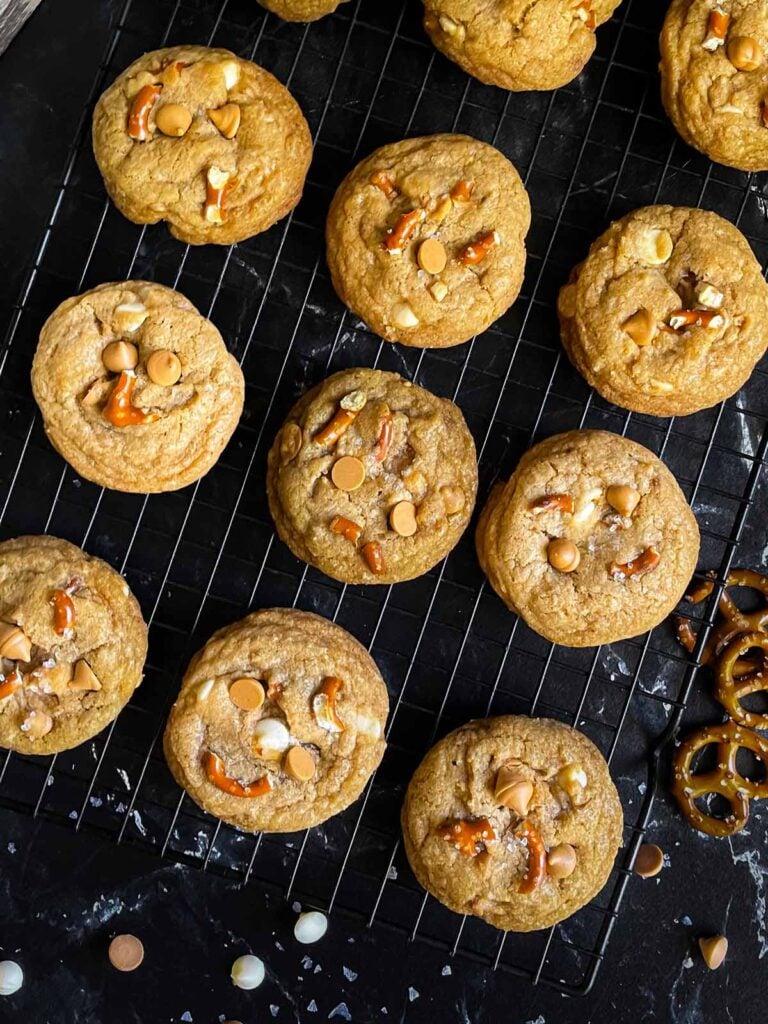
284,745,316,782
331,455,366,491
229,677,265,712
698,935,728,970
389,500,418,537
108,934,144,972
146,349,182,386
634,842,664,878
102,340,139,373
417,237,447,275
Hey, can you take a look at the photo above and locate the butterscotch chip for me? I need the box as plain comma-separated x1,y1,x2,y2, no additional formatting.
661,1,768,171
331,455,366,491
475,430,700,647
284,745,316,781
146,349,182,386
326,134,530,348
163,609,388,832
547,843,577,879
389,501,418,537
422,0,621,91
0,622,32,661
267,368,478,585
93,45,312,245
634,842,664,878
402,715,623,932
32,281,244,493
698,935,728,970
558,206,768,416
417,238,447,274
547,538,580,573
606,484,640,518
102,340,139,373
229,677,265,711
108,934,144,972
0,536,147,755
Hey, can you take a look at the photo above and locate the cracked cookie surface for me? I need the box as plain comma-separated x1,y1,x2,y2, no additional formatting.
325,134,530,348
401,715,623,932
0,536,148,755
32,280,245,493
266,367,478,584
258,0,350,19
558,205,768,417
475,430,700,647
163,609,389,833
92,45,312,245
422,0,623,92
661,0,768,171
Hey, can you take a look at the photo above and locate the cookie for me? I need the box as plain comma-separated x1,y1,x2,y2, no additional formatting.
92,45,312,245
0,536,148,755
476,430,700,647
258,0,349,19
325,134,530,348
32,280,245,493
266,368,478,584
558,206,768,417
422,1,623,92
163,609,388,833
402,716,623,932
661,0,768,171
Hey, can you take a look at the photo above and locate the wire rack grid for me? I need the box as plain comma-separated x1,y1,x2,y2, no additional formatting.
1,0,768,996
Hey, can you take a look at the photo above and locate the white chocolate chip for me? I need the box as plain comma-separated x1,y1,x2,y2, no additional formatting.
697,283,724,309
392,302,419,329
252,718,291,759
637,228,673,266
207,165,231,191
572,486,603,524
438,14,466,42
649,378,674,393
231,954,265,990
340,389,367,412
0,960,23,995
221,60,240,90
197,679,215,703
354,713,382,740
428,280,448,303
114,302,148,334
294,911,328,944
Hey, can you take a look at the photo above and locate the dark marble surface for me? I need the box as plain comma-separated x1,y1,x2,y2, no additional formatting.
1,1,767,1022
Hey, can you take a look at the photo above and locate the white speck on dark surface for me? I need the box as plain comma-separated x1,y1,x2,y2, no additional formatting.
386,865,397,880
683,956,694,969
328,1002,351,1020
679,915,692,926
131,809,147,836
269,1005,279,1017
292,901,302,913
314,964,322,974
68,810,77,820
408,987,419,1001
525,1017,545,1024
728,839,768,957
180,1013,192,1022
307,1000,318,1013
441,965,452,976
115,768,131,790
302,955,313,970
7,842,15,854
275,940,284,951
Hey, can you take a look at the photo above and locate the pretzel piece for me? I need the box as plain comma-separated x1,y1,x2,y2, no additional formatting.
676,569,768,669
672,721,768,837
715,632,768,730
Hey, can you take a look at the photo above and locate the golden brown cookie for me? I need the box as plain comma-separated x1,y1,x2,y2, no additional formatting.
258,0,350,19
661,0,768,171
266,368,478,584
0,536,147,755
422,0,623,92
92,45,312,245
402,716,624,932
325,134,530,348
32,280,245,493
163,609,388,833
558,206,768,417
476,430,700,647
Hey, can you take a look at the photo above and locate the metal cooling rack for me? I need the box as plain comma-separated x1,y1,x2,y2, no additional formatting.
2,0,768,995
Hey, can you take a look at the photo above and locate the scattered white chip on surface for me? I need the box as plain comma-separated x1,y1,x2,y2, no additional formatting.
0,960,23,996
294,910,328,945
230,954,265,990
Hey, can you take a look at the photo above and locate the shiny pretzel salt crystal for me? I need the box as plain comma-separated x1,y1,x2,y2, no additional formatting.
0,960,23,996
231,954,265,990
294,910,328,944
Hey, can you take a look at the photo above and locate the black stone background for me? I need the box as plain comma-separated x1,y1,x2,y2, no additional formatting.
0,1,767,1021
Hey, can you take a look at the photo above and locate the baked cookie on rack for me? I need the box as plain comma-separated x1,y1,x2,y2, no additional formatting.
422,0,623,92
402,715,623,932
92,45,312,245
163,609,388,832
32,280,244,493
326,134,530,348
266,367,478,584
557,206,768,417
475,430,699,647
0,535,147,755
661,0,768,171
257,0,350,19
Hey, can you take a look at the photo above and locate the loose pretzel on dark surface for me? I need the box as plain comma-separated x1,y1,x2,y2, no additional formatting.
672,721,768,837
675,569,768,674
715,631,768,730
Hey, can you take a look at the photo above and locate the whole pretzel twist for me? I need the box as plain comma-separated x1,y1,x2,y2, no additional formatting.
715,631,768,730
672,721,768,837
